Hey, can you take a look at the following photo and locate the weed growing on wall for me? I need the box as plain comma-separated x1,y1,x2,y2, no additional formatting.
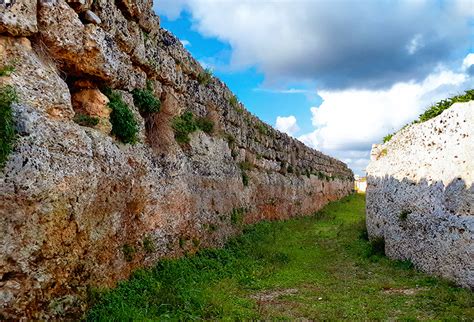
198,68,213,86
0,85,18,169
103,88,139,144
132,81,160,116
172,111,215,144
73,113,100,127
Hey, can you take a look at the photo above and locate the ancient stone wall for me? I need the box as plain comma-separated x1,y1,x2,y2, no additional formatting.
366,101,473,288
0,1,353,318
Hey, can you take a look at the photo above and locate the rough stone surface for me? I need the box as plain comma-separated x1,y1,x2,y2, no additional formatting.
366,102,474,288
0,0,37,36
0,1,353,319
71,89,111,134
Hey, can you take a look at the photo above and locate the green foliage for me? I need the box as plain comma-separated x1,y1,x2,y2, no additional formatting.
0,63,15,76
104,89,139,144
224,133,235,146
255,122,270,135
122,244,136,262
383,89,474,143
366,237,386,258
198,68,213,86
0,85,18,169
195,117,214,134
380,148,388,157
143,235,155,254
241,172,249,187
132,83,161,116
87,194,473,320
239,161,253,172
172,112,215,144
383,133,393,143
418,89,474,122
228,95,239,108
287,165,294,174
230,207,246,226
73,113,99,127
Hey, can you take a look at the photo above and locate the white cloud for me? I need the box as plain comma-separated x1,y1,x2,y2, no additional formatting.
299,55,473,176
275,115,300,136
406,34,424,55
154,0,472,89
462,53,474,71
180,39,191,48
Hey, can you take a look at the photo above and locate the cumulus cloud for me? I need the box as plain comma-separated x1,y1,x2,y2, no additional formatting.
298,56,473,175
155,0,471,89
275,115,300,136
180,39,191,47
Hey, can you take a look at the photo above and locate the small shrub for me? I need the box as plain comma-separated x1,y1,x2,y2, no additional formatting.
380,148,388,157
197,68,213,86
0,85,18,169
143,235,155,254
104,89,139,144
132,84,161,116
179,237,186,249
242,172,249,187
399,210,411,221
172,111,197,144
383,133,393,143
0,64,15,76
224,133,235,146
287,165,294,174
73,113,99,127
305,169,311,178
239,161,253,171
255,123,269,135
172,112,214,144
195,117,214,134
122,244,136,262
228,95,238,108
231,207,246,226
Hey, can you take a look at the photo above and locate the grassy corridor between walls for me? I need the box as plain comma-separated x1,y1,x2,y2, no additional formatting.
87,194,473,320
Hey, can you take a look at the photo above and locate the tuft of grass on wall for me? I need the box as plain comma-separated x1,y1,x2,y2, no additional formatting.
172,111,215,144
73,113,100,127
197,68,213,86
0,85,18,169
132,81,161,116
0,63,15,77
103,88,139,144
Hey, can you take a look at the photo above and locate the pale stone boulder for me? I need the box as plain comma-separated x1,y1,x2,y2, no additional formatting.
0,0,37,36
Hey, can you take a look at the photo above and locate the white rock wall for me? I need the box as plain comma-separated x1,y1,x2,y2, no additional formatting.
366,101,474,288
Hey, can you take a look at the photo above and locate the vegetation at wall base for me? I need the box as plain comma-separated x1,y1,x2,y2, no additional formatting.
383,89,474,143
0,63,15,76
132,81,161,116
0,85,18,169
103,88,139,144
87,194,473,320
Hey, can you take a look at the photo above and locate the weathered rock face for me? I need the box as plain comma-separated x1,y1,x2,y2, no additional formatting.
0,1,353,318
366,102,474,288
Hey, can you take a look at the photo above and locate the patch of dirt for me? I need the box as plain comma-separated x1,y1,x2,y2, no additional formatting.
382,287,426,295
250,288,299,302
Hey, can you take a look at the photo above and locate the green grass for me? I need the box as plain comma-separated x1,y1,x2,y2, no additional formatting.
383,89,474,143
86,194,473,320
0,85,18,169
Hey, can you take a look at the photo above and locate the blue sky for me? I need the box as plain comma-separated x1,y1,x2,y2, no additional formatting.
155,0,474,176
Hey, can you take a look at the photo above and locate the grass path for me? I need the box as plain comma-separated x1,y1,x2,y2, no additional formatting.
87,194,473,320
